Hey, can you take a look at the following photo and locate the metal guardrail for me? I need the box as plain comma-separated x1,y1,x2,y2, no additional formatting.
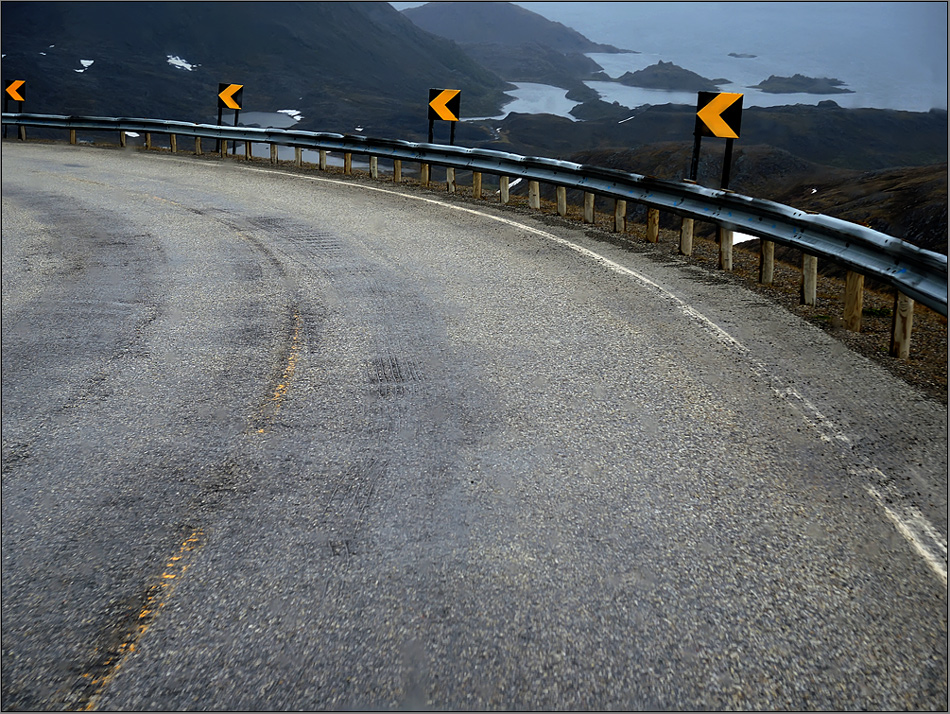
3,112,947,316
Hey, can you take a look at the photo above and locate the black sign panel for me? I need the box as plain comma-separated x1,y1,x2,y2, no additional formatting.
696,91,743,139
428,88,461,122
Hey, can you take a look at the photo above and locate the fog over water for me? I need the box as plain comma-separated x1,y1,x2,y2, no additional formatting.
393,2,949,115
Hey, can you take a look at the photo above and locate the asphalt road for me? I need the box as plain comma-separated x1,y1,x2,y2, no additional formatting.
2,141,946,711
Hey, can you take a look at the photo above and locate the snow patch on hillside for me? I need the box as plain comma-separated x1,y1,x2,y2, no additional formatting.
167,55,198,71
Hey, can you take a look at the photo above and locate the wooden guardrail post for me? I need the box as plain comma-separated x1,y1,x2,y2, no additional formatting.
194,137,202,155
69,129,77,145
528,181,540,209
420,163,430,187
759,240,774,285
170,134,177,153
370,156,378,179
679,179,696,255
145,133,152,150
344,153,352,175
613,200,626,232
446,167,456,193
220,139,227,157
890,291,914,359
18,125,26,140
679,218,694,256
120,131,127,148
499,176,510,204
844,270,864,331
393,159,402,183
473,172,483,199
243,141,251,159
800,254,818,305
646,207,659,243
584,193,595,223
557,186,567,217
718,227,733,271
319,150,327,170
270,143,278,164
295,147,302,167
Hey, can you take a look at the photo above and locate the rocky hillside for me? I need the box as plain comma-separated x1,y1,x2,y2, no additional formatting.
402,1,626,54
0,1,511,136
401,1,630,99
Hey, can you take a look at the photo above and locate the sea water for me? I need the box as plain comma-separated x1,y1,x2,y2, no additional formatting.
517,1,947,114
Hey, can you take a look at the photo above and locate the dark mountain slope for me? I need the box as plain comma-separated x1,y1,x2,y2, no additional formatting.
0,1,511,136
459,41,606,87
401,1,629,97
402,1,624,53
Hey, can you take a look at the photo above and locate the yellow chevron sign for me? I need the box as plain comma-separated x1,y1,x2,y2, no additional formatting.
696,92,743,139
217,83,243,110
5,80,26,102
428,88,461,122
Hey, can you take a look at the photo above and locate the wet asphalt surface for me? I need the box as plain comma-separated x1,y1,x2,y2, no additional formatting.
1,142,946,711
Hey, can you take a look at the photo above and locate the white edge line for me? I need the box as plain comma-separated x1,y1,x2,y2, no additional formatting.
866,486,948,586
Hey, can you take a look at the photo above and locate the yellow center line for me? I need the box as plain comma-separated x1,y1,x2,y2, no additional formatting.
78,529,203,711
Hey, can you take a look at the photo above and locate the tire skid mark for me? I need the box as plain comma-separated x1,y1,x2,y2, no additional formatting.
192,216,309,435
369,353,422,397
239,215,345,277
248,216,344,263
58,303,160,413
5,192,163,414
319,458,388,599
247,305,304,434
70,529,204,712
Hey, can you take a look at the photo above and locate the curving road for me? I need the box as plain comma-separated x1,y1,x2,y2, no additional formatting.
2,142,946,711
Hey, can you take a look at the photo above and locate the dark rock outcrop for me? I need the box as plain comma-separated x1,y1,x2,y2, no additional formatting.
751,74,855,94
615,61,725,92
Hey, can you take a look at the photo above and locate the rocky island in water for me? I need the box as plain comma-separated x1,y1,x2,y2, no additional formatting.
751,74,855,94
614,60,727,92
